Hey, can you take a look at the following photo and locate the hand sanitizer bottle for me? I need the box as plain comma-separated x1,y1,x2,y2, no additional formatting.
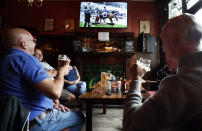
107,80,111,95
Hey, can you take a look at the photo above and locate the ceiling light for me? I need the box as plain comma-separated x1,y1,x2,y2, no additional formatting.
18,0,43,7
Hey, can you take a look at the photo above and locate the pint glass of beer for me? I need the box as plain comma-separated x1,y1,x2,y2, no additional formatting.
58,54,67,67
101,72,107,87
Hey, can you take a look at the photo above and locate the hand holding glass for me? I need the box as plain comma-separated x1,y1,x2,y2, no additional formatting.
136,57,151,72
58,54,68,67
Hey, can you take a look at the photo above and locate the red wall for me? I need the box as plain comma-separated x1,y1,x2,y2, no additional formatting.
0,1,161,37
131,2,161,37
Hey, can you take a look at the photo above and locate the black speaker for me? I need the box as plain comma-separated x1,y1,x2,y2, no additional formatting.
137,33,155,52
146,34,155,52
137,32,144,52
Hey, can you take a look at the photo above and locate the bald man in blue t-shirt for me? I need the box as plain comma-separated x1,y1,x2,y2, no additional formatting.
0,28,84,131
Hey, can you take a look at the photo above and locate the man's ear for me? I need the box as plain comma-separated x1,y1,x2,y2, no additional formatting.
19,41,27,49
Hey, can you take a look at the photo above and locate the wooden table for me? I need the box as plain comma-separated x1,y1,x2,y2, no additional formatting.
79,82,150,131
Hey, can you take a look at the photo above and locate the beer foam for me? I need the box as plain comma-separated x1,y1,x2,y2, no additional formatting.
58,58,67,61
58,55,67,61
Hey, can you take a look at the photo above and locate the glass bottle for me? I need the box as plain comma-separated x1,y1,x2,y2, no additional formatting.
106,80,111,95
121,73,126,93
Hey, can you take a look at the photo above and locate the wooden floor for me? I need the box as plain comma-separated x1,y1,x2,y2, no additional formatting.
81,107,123,131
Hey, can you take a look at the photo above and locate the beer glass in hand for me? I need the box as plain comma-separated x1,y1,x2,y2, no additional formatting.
58,54,67,67
131,57,151,81
136,57,151,72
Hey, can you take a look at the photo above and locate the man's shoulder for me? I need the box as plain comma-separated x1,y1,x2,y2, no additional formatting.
159,75,182,92
7,50,40,66
23,54,42,66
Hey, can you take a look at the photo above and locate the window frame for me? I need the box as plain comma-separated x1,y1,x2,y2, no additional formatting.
183,0,202,14
167,0,202,18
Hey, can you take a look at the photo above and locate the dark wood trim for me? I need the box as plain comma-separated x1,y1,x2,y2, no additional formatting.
80,52,135,57
185,1,202,14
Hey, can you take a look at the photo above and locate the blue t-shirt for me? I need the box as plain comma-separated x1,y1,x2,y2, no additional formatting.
64,66,78,81
0,49,53,120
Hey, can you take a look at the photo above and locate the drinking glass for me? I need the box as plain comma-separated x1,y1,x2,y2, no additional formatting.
136,57,151,72
58,54,67,67
101,72,107,87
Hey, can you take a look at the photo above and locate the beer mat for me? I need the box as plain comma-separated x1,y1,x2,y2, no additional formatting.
112,86,117,88
148,91,157,95
95,90,105,93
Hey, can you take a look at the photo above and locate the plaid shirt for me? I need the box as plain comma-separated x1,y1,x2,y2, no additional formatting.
156,65,176,81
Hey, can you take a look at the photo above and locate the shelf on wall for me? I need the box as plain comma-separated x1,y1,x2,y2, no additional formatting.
80,52,135,57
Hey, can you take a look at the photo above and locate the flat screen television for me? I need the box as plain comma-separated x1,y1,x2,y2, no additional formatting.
79,2,128,28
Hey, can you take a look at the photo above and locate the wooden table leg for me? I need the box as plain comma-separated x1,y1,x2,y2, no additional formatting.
86,103,92,131
103,104,106,114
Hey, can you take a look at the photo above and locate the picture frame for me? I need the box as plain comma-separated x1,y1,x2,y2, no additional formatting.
125,41,134,52
64,19,75,32
0,16,2,29
44,17,55,32
140,20,150,34
73,40,82,52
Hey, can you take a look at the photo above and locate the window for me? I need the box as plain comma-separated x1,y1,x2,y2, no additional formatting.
168,0,183,19
186,0,200,10
194,8,202,25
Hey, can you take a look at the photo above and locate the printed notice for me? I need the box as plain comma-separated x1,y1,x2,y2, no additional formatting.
98,32,110,41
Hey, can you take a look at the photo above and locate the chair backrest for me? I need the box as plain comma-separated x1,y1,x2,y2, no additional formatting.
0,96,30,131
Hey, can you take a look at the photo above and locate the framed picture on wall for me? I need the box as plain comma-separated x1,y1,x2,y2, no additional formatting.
44,17,55,32
125,41,134,52
64,19,75,32
140,20,150,34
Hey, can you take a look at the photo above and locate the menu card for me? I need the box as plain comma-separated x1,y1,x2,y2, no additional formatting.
98,32,109,41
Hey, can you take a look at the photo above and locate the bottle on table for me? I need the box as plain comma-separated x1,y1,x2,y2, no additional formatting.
121,74,126,93
107,80,111,95
117,81,121,93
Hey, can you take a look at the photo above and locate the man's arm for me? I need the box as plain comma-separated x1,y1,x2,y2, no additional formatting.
46,69,57,78
34,65,69,99
123,64,187,131
41,61,57,78
53,99,70,112
64,79,73,85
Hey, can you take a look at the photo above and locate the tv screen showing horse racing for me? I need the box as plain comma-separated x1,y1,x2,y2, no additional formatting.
79,2,128,28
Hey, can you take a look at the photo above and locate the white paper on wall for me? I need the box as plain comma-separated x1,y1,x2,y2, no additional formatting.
98,32,110,41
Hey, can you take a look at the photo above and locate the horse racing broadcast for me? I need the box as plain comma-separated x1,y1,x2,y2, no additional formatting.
79,2,128,28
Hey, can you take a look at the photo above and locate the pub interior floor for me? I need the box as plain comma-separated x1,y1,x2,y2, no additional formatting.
80,106,123,131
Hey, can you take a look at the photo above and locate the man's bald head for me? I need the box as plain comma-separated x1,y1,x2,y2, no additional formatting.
161,13,202,68
4,28,32,47
2,28,36,55
162,13,202,46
